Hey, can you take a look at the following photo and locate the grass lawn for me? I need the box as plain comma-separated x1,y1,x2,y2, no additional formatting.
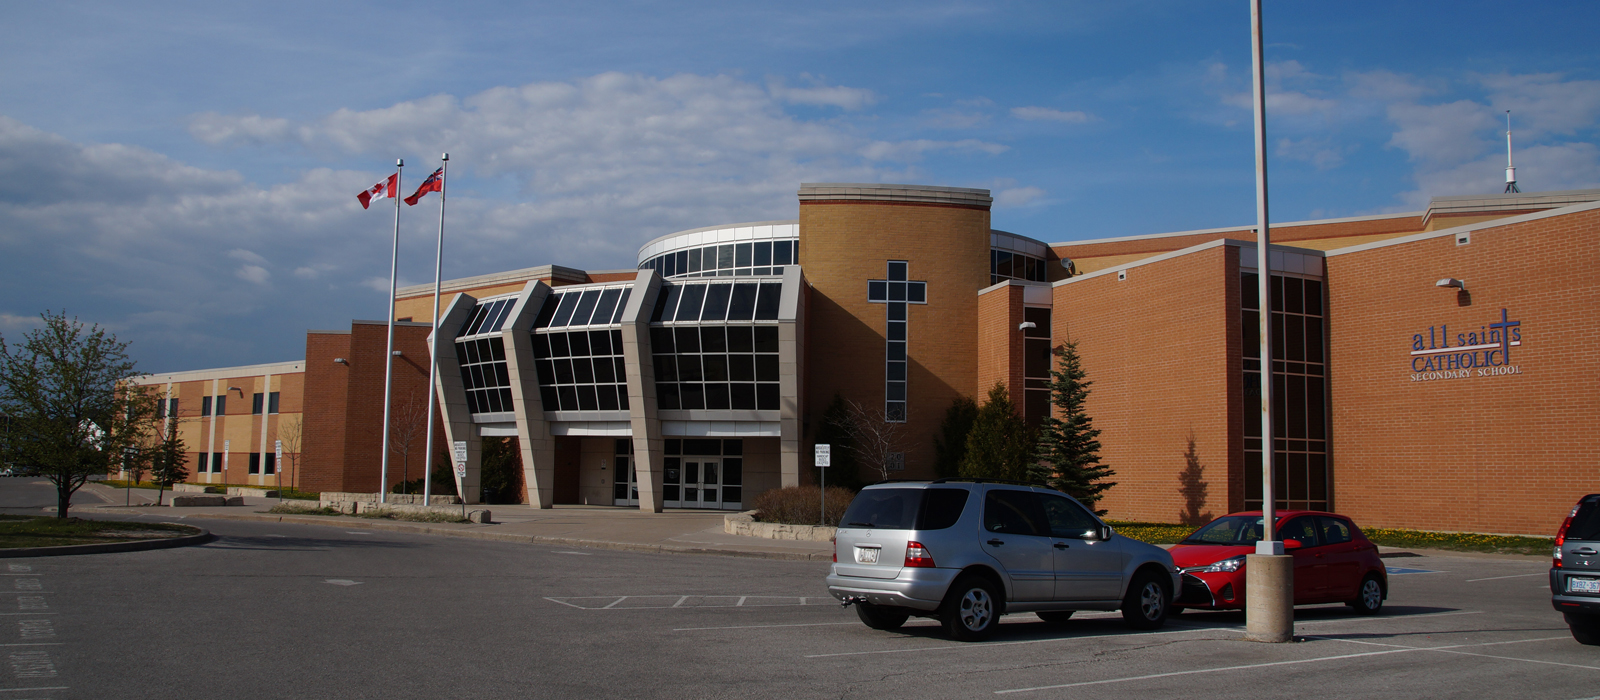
0,515,198,549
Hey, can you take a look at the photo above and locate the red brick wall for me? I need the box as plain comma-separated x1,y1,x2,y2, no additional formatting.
1051,245,1241,523
302,322,439,494
799,200,991,479
976,284,1025,409
1326,207,1600,535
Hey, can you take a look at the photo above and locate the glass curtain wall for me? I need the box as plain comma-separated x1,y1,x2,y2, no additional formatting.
1242,272,1330,512
456,296,517,414
531,285,633,413
641,239,797,279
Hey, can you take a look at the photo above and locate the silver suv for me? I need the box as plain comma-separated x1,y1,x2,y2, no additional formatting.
826,480,1180,641
1552,493,1600,645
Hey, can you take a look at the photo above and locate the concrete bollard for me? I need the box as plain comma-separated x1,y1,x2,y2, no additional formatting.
468,510,491,524
1244,554,1294,642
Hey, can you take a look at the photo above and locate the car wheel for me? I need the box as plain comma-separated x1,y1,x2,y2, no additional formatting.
1348,574,1385,615
1566,613,1600,646
1035,611,1074,624
941,574,1002,642
855,603,910,631
1121,572,1171,630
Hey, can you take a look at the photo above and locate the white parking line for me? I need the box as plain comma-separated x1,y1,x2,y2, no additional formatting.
995,635,1580,694
806,625,1235,659
1465,572,1546,582
0,687,68,693
676,622,861,632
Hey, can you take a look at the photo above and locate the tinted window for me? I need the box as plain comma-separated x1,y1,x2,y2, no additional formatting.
841,489,920,530
1042,494,1100,539
1319,516,1352,545
984,490,1048,536
1183,515,1264,545
916,489,969,531
1570,497,1600,541
1281,517,1320,548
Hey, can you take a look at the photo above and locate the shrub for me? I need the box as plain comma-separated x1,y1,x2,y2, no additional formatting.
752,486,855,527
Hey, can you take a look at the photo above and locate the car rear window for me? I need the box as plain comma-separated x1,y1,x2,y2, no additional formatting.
1569,497,1600,541
839,488,969,531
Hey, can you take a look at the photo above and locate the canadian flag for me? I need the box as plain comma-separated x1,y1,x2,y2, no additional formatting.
357,174,398,209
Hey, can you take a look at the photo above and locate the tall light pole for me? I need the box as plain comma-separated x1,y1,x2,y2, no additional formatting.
1244,0,1294,644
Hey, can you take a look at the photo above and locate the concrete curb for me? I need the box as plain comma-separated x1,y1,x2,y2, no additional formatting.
92,509,834,562
723,511,837,542
0,527,214,558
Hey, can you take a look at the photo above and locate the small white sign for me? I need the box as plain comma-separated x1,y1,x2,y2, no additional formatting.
455,462,466,478
453,441,468,463
815,444,831,468
274,439,282,461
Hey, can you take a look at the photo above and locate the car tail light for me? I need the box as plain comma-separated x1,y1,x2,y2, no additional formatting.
831,536,837,563
904,541,935,568
1555,514,1574,568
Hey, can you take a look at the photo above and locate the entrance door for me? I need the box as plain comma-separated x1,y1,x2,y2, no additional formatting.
612,455,638,507
682,461,721,509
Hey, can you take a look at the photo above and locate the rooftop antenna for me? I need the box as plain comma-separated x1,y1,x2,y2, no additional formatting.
1504,110,1520,193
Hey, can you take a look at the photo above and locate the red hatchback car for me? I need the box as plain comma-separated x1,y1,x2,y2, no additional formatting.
1169,511,1387,614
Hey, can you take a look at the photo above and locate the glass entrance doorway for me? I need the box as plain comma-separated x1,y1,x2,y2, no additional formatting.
615,438,744,510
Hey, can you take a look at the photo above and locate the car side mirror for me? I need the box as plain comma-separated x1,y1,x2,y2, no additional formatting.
1282,539,1303,550
1098,525,1113,541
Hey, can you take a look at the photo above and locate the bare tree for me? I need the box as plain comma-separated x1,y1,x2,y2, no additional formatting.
827,398,911,483
278,415,303,494
387,389,428,494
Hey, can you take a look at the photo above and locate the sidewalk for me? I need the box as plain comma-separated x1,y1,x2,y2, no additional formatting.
78,482,834,561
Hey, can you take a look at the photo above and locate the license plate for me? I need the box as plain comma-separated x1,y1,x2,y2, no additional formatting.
855,547,879,564
1568,577,1600,594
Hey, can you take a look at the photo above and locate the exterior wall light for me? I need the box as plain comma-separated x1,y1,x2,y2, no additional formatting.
334,358,349,365
1436,278,1466,290
392,350,404,357
228,386,243,396
1018,321,1037,331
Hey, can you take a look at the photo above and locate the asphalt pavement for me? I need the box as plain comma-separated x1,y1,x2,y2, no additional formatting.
0,478,1590,699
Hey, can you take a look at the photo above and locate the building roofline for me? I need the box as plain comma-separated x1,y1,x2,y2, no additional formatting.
1052,238,1325,288
799,183,993,208
1421,188,1600,226
396,264,588,299
1046,210,1422,249
134,360,306,384
636,220,800,251
1327,197,1600,257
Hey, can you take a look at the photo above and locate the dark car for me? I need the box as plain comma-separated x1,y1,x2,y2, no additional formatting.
1551,494,1600,645
1169,511,1387,615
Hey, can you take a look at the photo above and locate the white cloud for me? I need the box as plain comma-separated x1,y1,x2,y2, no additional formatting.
189,113,295,146
995,186,1046,207
1276,137,1345,170
1385,100,1500,166
767,74,877,110
236,264,270,284
859,138,1007,161
1011,106,1091,123
228,248,267,265
1399,142,1600,208
1478,72,1600,138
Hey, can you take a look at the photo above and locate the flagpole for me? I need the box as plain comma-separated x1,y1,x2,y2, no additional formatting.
423,154,448,505
379,158,403,505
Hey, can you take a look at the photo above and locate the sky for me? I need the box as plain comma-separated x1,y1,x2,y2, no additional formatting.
2,1,1597,373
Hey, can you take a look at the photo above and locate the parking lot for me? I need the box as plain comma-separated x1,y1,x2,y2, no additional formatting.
8,508,1591,700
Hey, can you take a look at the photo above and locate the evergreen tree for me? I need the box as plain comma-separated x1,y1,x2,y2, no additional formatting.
958,384,1035,481
1036,341,1116,514
149,418,188,506
933,395,977,479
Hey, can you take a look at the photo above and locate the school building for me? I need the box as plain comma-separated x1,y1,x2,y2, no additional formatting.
134,184,1600,536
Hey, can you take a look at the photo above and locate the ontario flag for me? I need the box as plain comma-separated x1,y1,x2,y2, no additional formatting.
405,167,444,206
357,174,398,209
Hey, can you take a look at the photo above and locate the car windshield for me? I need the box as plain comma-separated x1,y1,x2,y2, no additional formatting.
1570,497,1600,541
1182,515,1268,545
839,488,970,530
